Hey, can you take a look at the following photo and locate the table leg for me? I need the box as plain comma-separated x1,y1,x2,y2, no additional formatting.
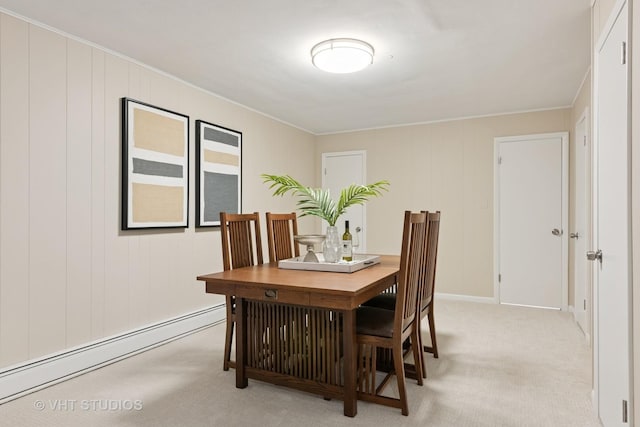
342,309,357,417
236,297,248,388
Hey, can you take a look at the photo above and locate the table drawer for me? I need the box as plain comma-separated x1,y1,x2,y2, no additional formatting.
236,285,309,305
205,282,235,295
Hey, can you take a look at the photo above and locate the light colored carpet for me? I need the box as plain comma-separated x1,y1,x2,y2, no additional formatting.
0,300,602,426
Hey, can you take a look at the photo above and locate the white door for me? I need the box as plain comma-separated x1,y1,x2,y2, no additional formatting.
322,151,366,253
573,110,589,337
495,133,568,309
593,1,631,424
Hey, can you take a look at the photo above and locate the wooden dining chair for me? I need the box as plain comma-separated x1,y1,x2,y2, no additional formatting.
265,212,300,262
360,211,441,379
354,211,427,415
219,211,264,371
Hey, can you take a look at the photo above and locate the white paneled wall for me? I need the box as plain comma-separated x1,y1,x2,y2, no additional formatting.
0,12,316,368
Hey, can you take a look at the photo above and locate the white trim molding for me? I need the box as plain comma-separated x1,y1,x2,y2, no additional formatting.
435,292,496,304
0,304,226,404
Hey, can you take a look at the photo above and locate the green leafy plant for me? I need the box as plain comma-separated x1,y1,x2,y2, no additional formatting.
261,174,390,226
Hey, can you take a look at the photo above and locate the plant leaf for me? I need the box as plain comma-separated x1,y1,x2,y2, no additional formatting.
261,174,389,226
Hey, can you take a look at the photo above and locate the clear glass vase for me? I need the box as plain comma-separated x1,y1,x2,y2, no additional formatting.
323,225,341,263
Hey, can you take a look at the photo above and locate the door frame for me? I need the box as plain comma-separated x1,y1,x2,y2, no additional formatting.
573,107,590,341
591,0,632,417
493,132,569,309
321,150,367,252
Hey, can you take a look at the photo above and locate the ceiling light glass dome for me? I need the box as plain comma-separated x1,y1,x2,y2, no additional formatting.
311,38,374,74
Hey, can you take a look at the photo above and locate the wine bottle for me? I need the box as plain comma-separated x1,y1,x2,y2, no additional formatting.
342,220,353,261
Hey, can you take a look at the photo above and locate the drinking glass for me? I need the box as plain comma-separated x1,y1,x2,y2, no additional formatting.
352,226,361,253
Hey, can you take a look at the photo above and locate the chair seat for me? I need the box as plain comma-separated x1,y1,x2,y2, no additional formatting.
364,292,433,313
356,306,395,338
362,292,397,311
361,296,413,350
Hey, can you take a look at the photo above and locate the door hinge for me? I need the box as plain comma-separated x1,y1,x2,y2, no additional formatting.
583,135,587,146
498,274,502,283
623,400,628,423
583,299,586,310
498,156,502,165
324,168,327,175
622,42,627,65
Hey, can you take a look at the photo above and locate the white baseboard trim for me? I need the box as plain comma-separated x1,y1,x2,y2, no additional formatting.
435,292,496,304
0,304,226,404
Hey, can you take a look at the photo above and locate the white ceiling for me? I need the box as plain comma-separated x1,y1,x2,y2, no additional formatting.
0,0,591,134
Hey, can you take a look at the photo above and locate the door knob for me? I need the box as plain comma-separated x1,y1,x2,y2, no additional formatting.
552,228,563,236
569,232,580,239
586,250,602,262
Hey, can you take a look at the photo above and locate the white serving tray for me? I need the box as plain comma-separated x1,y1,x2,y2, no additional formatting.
278,254,380,273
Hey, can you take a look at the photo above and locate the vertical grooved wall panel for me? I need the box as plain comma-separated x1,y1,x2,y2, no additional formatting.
0,14,30,367
148,236,170,323
66,39,93,347
28,25,67,357
103,54,129,336
90,48,106,340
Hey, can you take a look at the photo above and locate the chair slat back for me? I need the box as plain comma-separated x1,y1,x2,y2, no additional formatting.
420,211,441,310
394,211,428,333
415,210,430,311
220,212,264,271
266,212,300,262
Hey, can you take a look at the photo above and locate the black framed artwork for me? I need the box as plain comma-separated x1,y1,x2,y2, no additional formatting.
195,120,242,227
121,97,189,230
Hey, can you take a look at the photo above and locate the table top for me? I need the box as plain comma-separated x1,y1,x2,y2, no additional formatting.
197,255,400,310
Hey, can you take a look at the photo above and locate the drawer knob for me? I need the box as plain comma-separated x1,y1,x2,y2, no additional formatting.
264,289,278,299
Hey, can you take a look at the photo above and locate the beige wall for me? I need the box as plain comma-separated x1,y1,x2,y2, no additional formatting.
316,109,572,299
0,12,315,369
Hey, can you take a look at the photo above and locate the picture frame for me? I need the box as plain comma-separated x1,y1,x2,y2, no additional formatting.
195,120,242,227
121,97,189,230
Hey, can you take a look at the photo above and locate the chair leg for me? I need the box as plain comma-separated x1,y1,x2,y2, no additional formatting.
428,311,438,358
392,342,409,416
223,298,235,371
417,317,427,379
411,326,424,385
223,319,234,371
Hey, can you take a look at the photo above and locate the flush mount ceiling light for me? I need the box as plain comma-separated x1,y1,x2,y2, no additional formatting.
311,38,374,74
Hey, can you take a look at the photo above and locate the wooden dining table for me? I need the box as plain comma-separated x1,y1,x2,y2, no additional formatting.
197,255,399,417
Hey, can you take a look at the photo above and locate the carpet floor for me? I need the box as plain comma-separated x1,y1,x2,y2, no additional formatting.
0,300,602,426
